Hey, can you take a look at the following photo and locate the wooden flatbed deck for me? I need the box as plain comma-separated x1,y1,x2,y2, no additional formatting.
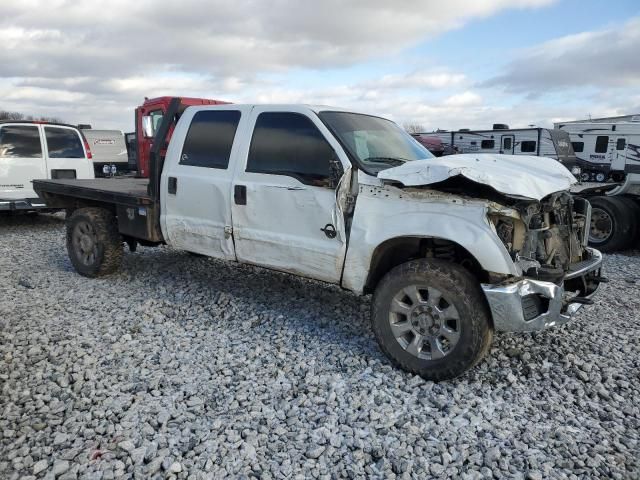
33,178,153,207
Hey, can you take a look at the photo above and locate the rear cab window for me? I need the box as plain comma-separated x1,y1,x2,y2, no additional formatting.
0,125,42,158
180,110,241,169
247,112,334,187
44,127,85,158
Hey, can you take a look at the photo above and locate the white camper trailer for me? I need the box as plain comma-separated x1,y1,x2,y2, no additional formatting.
431,124,577,165
553,120,640,252
556,120,640,183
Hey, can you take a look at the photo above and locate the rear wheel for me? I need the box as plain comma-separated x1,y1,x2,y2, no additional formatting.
371,259,492,381
66,207,123,277
588,196,635,252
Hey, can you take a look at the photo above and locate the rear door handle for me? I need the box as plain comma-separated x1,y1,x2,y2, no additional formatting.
168,177,177,194
234,185,247,205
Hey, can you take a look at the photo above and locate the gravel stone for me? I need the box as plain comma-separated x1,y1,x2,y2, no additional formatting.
51,460,69,477
32,459,48,475
0,213,639,479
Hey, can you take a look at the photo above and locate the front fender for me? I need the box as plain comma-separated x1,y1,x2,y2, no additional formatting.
341,185,518,293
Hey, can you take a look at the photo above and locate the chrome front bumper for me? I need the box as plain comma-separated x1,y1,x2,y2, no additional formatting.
481,248,603,332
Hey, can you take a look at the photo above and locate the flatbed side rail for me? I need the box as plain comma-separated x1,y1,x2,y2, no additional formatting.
32,179,153,207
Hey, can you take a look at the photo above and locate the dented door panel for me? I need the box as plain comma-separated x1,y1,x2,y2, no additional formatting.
230,106,351,283
232,177,346,282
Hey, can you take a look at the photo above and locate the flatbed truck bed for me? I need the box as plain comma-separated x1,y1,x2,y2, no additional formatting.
33,178,163,243
32,178,152,206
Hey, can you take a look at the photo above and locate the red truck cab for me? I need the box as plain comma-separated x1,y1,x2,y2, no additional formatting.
135,96,229,177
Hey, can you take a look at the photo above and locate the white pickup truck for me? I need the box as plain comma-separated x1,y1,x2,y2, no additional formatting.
33,99,604,380
1,121,94,211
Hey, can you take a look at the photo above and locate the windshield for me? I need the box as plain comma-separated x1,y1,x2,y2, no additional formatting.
319,111,434,175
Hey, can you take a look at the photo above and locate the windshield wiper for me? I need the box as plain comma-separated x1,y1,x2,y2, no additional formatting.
362,156,410,165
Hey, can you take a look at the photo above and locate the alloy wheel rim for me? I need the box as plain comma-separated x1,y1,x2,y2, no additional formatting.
73,221,98,266
388,285,460,360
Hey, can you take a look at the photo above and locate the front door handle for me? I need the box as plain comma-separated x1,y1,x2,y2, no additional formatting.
234,185,247,205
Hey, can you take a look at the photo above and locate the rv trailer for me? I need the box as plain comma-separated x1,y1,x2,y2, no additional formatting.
430,124,577,164
554,120,640,252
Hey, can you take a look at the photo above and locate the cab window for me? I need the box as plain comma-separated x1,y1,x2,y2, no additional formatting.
247,112,334,187
180,110,241,169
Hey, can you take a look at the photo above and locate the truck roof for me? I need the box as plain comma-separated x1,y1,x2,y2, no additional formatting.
184,103,360,115
0,120,80,129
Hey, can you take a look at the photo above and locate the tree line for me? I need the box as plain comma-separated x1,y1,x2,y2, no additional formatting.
0,109,63,123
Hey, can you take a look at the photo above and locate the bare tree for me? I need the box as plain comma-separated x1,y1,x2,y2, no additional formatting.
0,110,25,121
403,122,425,134
0,110,63,123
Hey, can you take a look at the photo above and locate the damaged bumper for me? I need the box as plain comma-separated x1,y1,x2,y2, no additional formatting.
481,248,603,332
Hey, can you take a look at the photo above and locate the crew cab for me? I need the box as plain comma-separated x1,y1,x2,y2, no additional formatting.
33,99,604,380
1,121,94,211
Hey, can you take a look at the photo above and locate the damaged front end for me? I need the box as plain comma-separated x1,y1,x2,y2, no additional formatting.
484,192,604,332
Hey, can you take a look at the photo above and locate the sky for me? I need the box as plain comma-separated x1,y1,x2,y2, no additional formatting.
0,0,639,132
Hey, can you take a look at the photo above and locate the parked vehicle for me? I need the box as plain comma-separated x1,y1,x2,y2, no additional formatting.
124,132,137,172
410,134,444,156
33,99,603,380
133,96,229,177
79,128,129,177
431,124,577,164
556,120,640,252
1,121,94,211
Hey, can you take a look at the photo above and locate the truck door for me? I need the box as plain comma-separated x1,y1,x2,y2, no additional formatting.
43,126,94,180
230,107,348,283
160,107,248,259
0,124,45,201
501,134,515,154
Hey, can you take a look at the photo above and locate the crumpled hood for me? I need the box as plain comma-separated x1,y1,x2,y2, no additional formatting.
377,154,577,201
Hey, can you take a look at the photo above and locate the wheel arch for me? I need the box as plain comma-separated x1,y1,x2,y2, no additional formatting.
363,235,491,294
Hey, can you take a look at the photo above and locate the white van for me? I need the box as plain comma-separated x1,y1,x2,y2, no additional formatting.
0,122,94,211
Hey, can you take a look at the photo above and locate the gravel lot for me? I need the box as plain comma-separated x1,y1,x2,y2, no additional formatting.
1,212,638,480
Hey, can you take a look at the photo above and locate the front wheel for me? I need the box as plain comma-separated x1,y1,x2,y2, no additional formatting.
371,259,493,381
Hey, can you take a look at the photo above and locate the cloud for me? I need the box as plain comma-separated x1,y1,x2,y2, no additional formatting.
362,71,467,90
0,0,558,127
443,91,482,107
484,17,640,93
0,0,555,80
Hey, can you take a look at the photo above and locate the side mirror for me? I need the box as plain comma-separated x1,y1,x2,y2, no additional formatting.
142,116,154,138
329,151,345,189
